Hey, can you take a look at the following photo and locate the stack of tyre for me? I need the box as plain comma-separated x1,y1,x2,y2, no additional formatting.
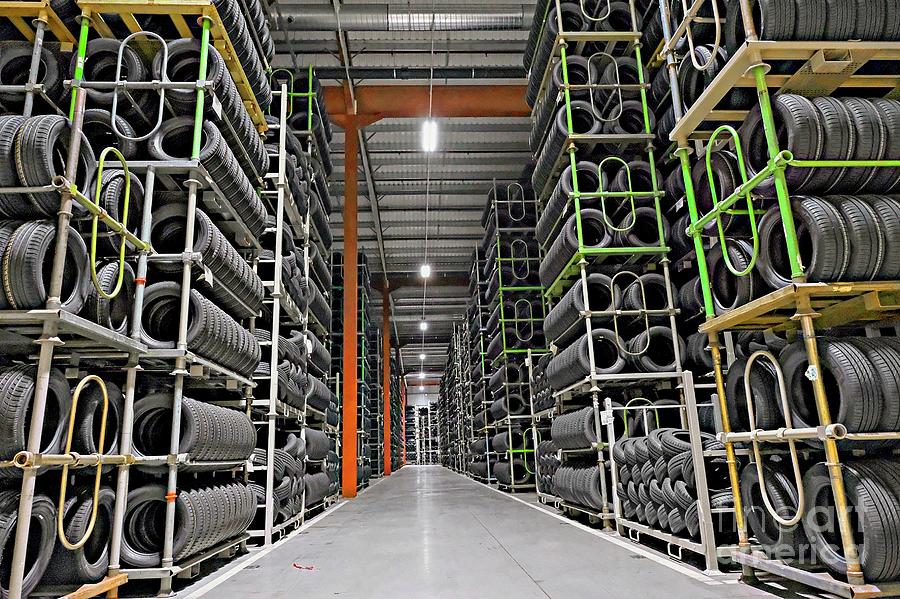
0,368,128,593
728,335,900,579
480,181,544,489
547,407,608,511
667,94,900,316
613,428,737,540
249,433,306,524
302,427,333,507
536,441,560,495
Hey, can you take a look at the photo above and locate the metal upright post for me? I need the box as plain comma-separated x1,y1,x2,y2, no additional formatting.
22,19,46,117
159,19,211,594
108,164,156,577
383,292,392,475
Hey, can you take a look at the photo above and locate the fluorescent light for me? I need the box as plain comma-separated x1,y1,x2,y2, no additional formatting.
420,263,432,278
418,372,426,379
421,119,438,153
419,353,426,361
419,320,428,331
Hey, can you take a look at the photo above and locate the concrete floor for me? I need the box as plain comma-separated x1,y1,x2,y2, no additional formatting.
179,466,785,599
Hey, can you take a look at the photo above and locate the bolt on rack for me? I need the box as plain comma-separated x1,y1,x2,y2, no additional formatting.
656,0,900,593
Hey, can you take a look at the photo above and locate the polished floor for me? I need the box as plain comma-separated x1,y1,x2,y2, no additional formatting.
178,466,783,599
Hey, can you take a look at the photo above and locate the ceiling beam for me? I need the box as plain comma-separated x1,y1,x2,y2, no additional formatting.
326,84,529,119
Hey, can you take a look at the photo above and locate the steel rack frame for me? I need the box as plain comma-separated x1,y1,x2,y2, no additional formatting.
527,0,723,559
656,0,900,594
482,182,547,492
278,68,338,528
603,374,738,573
0,10,165,598
76,0,268,130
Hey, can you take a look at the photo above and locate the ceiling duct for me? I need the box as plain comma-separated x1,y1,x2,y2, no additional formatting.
271,5,532,31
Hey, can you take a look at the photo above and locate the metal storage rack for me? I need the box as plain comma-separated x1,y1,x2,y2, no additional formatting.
656,0,900,593
0,0,278,594
525,0,732,569
480,181,546,492
465,249,495,481
0,5,148,598
247,69,337,545
330,250,378,489
437,323,468,472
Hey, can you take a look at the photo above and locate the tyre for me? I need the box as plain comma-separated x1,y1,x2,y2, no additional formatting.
780,338,881,435
802,460,900,581
0,493,56,596
15,115,96,217
0,366,70,465
44,487,115,583
741,459,808,559
2,220,89,314
757,196,849,287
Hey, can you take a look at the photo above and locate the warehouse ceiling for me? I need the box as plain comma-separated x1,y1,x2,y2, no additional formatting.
270,0,535,381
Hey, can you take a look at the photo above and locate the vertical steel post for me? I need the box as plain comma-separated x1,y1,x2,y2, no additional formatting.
159,20,211,594
22,19,46,118
383,290,392,475
108,165,156,576
262,83,290,545
797,301,863,584
341,115,359,497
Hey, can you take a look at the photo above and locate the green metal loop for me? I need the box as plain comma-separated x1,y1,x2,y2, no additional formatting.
705,125,758,277
89,146,131,301
597,156,637,232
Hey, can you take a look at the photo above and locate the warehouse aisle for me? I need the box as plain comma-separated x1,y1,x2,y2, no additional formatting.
181,467,779,599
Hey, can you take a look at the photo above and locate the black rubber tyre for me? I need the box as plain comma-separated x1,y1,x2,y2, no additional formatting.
780,338,881,435
724,356,782,432
626,327,685,373
82,261,135,335
741,459,808,559
80,38,152,114
0,116,28,218
741,94,822,195
546,328,625,390
802,460,900,581
0,492,56,596
825,195,883,281
2,220,90,314
708,239,764,313
44,487,114,583
757,196,849,287
15,114,97,217
0,42,63,107
81,108,139,161
0,366,70,464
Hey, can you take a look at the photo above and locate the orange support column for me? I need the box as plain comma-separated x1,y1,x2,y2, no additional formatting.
382,292,392,475
341,117,359,498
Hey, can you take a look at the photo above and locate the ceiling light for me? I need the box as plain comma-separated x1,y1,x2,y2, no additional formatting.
419,353,426,361
420,263,432,278
418,372,426,379
421,119,438,153
419,320,428,331
418,385,424,391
